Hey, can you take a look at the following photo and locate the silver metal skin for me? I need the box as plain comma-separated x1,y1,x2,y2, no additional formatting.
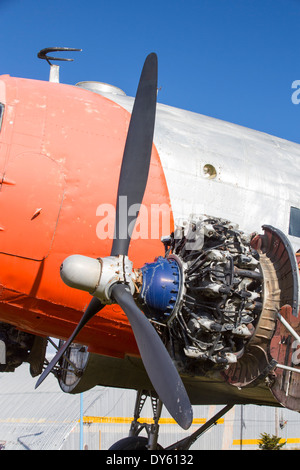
86,84,300,254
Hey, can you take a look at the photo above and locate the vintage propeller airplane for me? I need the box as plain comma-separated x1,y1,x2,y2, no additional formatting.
0,47,300,450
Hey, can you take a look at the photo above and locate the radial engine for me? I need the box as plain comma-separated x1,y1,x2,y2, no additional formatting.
138,216,263,369
56,215,300,413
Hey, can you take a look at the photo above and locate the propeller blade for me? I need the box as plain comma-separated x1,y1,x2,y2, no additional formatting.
110,283,193,430
35,54,192,430
35,54,157,388
111,52,158,257
35,297,103,388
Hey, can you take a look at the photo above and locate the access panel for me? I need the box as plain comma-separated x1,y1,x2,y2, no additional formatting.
0,153,65,260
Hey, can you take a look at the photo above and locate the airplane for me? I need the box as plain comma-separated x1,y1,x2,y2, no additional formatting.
0,46,299,450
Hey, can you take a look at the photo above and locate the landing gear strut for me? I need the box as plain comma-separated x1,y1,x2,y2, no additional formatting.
109,390,163,450
165,404,234,450
109,389,234,450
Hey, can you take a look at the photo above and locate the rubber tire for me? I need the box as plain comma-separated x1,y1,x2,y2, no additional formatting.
109,436,149,450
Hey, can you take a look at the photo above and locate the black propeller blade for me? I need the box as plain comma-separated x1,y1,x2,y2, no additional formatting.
35,297,103,388
111,52,157,256
35,53,193,430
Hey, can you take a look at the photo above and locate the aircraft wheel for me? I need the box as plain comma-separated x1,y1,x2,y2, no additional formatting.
109,436,163,450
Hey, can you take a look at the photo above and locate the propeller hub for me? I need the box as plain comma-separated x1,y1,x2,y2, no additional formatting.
60,254,136,303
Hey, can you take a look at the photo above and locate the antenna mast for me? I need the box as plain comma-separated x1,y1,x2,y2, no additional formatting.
37,47,82,83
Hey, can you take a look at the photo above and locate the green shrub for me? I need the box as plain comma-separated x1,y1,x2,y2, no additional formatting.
258,432,286,450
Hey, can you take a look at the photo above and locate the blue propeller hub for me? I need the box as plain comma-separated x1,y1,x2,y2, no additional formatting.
139,256,180,321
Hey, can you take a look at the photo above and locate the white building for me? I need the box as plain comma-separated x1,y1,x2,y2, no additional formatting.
0,363,299,450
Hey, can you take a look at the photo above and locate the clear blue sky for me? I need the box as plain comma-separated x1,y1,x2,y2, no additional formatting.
1,0,300,144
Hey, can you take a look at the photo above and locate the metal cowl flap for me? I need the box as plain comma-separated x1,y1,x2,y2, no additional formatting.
224,225,300,411
264,226,300,411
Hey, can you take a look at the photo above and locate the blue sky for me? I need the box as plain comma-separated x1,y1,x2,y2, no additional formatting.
1,0,300,144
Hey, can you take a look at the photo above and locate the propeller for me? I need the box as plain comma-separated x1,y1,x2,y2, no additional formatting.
35,53,193,430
